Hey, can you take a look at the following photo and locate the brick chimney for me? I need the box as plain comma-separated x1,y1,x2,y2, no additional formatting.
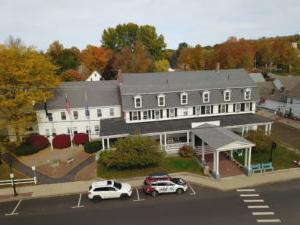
216,62,220,73
117,69,123,83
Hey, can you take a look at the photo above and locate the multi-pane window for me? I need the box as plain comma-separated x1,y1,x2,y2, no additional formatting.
73,127,78,134
245,102,250,111
94,125,100,135
183,109,188,116
195,106,201,115
85,126,91,134
97,109,102,117
109,108,114,116
158,95,165,107
235,103,241,112
48,113,53,121
132,111,138,120
205,105,211,114
154,110,160,119
134,95,142,108
61,112,66,120
73,111,78,120
143,111,148,120
180,93,188,105
203,91,210,103
169,108,176,118
244,88,251,100
224,90,231,101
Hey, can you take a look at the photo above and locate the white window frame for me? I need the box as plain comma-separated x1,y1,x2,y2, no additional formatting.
134,95,142,108
235,103,241,112
73,111,78,120
61,112,66,120
195,106,201,115
180,92,188,105
97,109,102,118
94,125,100,134
224,89,231,102
244,88,251,100
109,108,114,117
157,94,166,107
203,91,210,103
169,108,175,118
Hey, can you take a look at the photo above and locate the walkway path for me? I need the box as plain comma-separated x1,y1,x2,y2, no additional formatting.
2,153,95,184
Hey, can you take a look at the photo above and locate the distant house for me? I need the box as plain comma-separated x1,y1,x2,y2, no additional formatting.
249,73,266,83
86,71,102,81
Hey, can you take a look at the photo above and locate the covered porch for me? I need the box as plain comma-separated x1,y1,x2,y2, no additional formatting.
192,124,255,179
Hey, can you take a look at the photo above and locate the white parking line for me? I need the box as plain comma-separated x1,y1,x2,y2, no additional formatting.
257,219,281,223
248,205,270,209
72,194,84,208
133,188,145,202
237,188,256,192
252,212,275,216
244,199,264,203
5,200,22,216
240,194,260,197
188,183,196,195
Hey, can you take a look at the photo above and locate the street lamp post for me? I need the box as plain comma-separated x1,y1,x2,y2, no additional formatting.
9,159,18,196
270,142,277,163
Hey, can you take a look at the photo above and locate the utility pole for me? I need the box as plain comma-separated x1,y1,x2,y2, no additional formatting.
9,159,18,196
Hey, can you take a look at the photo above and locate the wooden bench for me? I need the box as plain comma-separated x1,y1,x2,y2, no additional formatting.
66,158,74,164
251,164,262,173
261,162,274,172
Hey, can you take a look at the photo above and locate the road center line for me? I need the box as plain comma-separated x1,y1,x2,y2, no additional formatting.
188,183,196,195
237,188,256,192
240,194,260,197
5,200,22,216
252,212,275,216
257,219,281,223
244,199,264,203
248,205,270,209
133,188,145,202
72,194,84,208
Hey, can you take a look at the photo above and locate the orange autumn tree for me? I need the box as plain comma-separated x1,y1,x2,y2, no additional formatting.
61,69,85,81
80,45,112,76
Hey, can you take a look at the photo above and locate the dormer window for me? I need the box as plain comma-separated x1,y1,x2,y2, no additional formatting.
244,88,251,100
134,95,142,108
157,94,165,107
203,91,210,103
224,89,231,102
180,92,188,105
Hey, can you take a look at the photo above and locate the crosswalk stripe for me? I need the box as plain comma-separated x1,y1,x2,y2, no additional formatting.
252,212,275,216
237,188,256,192
244,199,264,203
257,219,281,223
248,205,269,209
240,194,260,197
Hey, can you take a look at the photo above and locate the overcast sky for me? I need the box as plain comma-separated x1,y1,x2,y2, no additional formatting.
1,0,299,50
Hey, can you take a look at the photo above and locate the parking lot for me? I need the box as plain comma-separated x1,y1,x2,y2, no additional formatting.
0,182,206,218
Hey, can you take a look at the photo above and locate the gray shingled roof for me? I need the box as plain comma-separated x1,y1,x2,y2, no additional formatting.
35,81,120,110
192,124,253,150
120,69,258,110
100,113,272,136
121,69,256,94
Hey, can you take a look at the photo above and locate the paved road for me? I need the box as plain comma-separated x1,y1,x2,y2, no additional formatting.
1,179,299,225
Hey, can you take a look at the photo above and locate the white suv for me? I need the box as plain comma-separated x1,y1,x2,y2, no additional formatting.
88,180,132,200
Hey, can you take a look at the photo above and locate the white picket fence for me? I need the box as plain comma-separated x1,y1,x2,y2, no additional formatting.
0,177,37,186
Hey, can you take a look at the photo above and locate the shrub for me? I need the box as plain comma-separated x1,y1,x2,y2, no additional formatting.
73,133,89,145
179,145,194,158
16,144,39,156
99,135,164,170
84,141,102,153
25,135,49,151
52,134,71,149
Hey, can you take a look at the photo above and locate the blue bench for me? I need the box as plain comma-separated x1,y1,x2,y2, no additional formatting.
251,164,262,173
261,162,274,172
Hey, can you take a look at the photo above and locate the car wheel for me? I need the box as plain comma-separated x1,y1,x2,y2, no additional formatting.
120,194,128,199
151,191,158,197
92,196,102,201
176,188,184,195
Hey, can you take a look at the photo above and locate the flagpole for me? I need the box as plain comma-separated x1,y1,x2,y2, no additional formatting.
44,95,53,151
85,91,91,141
65,93,73,149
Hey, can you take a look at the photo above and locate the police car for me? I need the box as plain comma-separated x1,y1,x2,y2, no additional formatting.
143,173,188,197
88,180,133,200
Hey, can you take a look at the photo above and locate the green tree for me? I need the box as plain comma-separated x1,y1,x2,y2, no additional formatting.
153,59,170,72
99,135,164,170
0,43,60,143
101,23,166,60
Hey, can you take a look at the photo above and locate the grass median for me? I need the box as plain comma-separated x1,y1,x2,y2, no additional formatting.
97,156,203,179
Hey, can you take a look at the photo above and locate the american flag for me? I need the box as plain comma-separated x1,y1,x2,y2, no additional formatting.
65,94,71,115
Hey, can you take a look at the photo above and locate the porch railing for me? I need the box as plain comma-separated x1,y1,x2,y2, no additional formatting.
194,145,215,155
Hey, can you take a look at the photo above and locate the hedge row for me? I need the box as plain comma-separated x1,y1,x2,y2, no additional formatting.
84,141,102,153
16,135,50,156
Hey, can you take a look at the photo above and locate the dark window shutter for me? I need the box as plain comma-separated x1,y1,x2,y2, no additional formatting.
226,104,228,112
152,110,155,119
175,108,177,117
193,107,196,115
129,112,132,121
218,105,221,113
211,105,213,114
167,109,169,118
201,106,205,114
233,104,236,112
138,111,141,120
250,102,253,111
160,110,163,118
241,103,245,112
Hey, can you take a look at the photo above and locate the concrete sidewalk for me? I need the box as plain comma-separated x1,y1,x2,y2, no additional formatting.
0,168,300,202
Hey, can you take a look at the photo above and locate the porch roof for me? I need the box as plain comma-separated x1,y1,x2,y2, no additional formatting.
192,124,255,151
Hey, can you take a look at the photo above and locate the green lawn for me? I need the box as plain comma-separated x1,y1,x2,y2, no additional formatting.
234,145,300,170
97,156,203,179
0,162,27,180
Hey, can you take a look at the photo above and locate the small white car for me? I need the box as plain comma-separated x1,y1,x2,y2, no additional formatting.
88,180,132,200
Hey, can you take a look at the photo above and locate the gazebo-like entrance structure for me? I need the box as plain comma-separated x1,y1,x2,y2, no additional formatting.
191,124,255,179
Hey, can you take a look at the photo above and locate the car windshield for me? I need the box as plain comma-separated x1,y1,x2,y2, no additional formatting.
171,178,186,185
113,182,122,190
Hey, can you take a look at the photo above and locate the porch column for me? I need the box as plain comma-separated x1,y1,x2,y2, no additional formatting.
191,133,195,149
107,138,110,149
265,124,268,135
241,126,245,136
268,123,272,136
230,150,233,160
248,147,252,169
201,140,205,162
101,137,105,150
186,131,190,145
164,132,167,149
159,134,163,150
213,151,220,179
245,126,249,135
244,148,248,167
